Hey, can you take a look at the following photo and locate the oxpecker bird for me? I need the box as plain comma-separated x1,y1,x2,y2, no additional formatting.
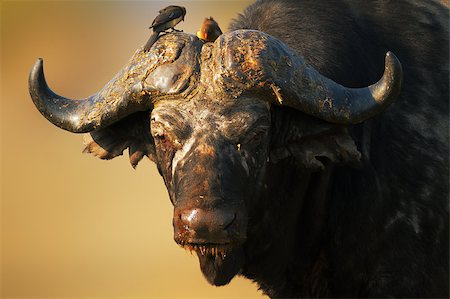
144,5,186,51
196,17,223,43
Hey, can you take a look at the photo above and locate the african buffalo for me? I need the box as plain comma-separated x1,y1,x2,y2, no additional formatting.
29,0,449,297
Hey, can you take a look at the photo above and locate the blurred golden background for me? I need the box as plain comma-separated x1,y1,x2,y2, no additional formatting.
1,1,268,298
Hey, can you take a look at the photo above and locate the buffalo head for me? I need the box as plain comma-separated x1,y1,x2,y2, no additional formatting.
29,30,402,285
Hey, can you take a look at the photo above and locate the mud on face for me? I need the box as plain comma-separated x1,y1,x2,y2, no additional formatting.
150,97,271,284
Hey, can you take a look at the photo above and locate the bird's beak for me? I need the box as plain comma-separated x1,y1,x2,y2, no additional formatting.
196,31,204,41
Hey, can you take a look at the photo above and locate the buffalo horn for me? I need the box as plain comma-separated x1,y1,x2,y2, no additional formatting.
218,31,403,124
29,58,152,133
270,51,403,124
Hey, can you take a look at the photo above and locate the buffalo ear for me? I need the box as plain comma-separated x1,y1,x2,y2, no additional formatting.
270,109,361,170
82,111,156,168
286,128,361,170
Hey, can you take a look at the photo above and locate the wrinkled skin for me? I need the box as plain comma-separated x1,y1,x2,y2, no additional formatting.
148,94,360,286
84,95,362,290
151,97,271,285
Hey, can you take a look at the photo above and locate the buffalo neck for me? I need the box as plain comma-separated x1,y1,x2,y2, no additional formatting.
242,158,333,297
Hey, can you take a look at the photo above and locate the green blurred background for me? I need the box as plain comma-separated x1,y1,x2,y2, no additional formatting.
1,1,268,298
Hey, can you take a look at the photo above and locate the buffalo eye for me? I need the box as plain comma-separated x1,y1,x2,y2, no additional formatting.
154,132,167,142
249,130,265,143
151,117,173,149
154,132,174,151
242,129,267,146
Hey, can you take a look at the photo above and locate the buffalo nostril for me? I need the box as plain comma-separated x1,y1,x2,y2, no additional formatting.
180,208,236,233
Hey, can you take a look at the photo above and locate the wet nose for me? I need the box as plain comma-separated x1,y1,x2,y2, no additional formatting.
180,208,236,234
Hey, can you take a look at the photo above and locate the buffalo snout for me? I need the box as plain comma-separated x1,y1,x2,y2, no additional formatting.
174,206,247,248
180,208,236,235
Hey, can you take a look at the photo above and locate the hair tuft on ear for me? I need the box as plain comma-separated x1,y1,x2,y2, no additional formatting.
82,112,156,168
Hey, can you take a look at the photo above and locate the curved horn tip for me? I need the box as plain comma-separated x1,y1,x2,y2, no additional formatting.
29,58,45,105
29,58,46,92
386,50,403,95
28,58,84,133
29,57,53,114
30,58,44,76
369,51,403,107
385,51,403,78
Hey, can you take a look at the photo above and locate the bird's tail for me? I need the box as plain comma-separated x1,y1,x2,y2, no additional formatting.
144,32,159,51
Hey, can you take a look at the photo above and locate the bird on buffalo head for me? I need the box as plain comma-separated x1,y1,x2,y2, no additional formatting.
143,5,186,51
197,17,223,43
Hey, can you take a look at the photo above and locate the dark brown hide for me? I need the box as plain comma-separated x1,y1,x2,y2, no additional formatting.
28,28,405,293
151,97,271,285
